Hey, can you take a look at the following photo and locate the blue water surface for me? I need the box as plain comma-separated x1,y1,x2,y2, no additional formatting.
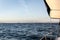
0,23,59,40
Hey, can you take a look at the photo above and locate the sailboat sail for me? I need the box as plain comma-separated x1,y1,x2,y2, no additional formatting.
44,0,60,19
44,0,50,16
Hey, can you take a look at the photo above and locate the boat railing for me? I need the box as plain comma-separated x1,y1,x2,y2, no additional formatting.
40,30,57,40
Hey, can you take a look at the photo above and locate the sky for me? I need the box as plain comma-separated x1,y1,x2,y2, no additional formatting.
0,0,59,23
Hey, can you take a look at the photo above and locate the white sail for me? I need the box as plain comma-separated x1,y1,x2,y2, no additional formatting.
46,0,60,18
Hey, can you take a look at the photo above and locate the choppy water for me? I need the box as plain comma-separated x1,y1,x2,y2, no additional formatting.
0,23,59,40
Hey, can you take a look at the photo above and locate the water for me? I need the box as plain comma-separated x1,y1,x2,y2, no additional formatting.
0,23,59,40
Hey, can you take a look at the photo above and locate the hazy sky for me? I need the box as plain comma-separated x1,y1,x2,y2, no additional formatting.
0,0,59,23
